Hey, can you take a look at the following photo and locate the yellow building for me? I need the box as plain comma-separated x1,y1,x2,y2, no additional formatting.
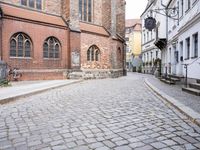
125,19,142,72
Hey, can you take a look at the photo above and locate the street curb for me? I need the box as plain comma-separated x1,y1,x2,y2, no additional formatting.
144,78,200,127
0,80,84,105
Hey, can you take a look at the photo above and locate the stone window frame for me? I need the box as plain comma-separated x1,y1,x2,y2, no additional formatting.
87,45,100,61
21,0,43,10
43,37,61,59
10,32,32,58
79,0,93,22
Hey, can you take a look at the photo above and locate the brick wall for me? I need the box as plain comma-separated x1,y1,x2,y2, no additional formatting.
0,0,125,80
93,0,102,26
2,19,69,72
81,32,123,70
116,0,126,37
0,0,20,5
0,0,62,16
44,0,61,15
102,0,111,33
81,33,111,69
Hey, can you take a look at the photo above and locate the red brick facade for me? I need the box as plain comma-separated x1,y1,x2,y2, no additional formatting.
0,0,125,80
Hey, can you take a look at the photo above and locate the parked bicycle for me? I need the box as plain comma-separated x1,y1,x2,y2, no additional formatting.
7,65,22,81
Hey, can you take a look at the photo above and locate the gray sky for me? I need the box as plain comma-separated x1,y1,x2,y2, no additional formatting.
126,0,148,19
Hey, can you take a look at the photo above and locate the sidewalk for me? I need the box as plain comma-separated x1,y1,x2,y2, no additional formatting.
0,79,82,104
145,75,200,126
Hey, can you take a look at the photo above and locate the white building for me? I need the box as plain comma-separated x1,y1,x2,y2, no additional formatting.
141,0,167,74
166,0,200,80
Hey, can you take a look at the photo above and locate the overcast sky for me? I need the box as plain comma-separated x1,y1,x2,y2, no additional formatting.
126,0,148,19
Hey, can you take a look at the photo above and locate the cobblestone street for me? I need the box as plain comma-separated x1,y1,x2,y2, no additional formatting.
1,73,200,150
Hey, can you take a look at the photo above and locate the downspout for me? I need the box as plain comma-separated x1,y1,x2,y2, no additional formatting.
0,18,2,61
0,6,2,61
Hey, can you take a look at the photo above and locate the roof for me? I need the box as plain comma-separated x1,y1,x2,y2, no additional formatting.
80,22,109,36
126,19,141,28
0,3,67,27
125,19,142,31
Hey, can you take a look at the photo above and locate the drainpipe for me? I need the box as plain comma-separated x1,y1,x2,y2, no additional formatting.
0,9,2,61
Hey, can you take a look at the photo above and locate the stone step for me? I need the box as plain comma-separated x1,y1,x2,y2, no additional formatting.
160,78,175,85
170,77,181,82
197,80,200,84
182,87,200,96
189,83,200,90
168,74,183,80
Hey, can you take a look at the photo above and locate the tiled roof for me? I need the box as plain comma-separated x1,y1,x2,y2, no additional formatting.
80,22,110,36
0,3,66,27
126,19,141,27
126,19,142,31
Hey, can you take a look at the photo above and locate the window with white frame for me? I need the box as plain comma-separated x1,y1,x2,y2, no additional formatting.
185,37,190,59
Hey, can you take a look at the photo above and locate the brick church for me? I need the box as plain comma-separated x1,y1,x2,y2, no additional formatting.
0,0,125,80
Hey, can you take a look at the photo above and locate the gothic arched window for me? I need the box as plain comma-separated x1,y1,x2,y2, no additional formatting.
10,33,32,58
87,45,100,61
43,37,61,59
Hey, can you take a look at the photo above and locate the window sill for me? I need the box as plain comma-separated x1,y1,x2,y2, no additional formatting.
10,57,32,59
184,58,190,60
43,58,60,60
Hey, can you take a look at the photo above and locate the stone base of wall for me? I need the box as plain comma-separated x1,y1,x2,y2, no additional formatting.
15,69,67,81
12,69,124,81
67,69,124,80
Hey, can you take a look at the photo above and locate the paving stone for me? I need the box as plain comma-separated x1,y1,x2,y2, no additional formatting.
151,142,167,149
114,146,132,150
103,140,116,148
28,140,42,147
115,140,129,146
162,140,177,146
184,143,197,150
134,145,154,150
89,142,104,149
129,142,145,148
1,73,200,150
52,145,67,150
66,142,77,148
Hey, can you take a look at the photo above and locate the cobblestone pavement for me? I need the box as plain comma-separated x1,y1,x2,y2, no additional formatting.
1,73,200,150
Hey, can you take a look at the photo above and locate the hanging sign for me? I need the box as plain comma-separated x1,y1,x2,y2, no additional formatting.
144,17,156,31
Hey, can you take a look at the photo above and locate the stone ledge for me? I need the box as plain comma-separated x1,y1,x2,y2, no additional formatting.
144,78,200,127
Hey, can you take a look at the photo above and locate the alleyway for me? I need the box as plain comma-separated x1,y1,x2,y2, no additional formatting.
0,73,200,150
